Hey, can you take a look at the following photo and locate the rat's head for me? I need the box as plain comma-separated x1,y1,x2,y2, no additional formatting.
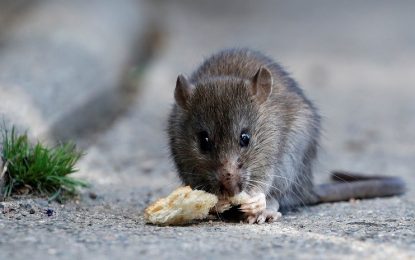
168,67,277,197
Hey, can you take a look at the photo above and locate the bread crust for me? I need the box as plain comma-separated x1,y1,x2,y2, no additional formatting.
144,186,218,226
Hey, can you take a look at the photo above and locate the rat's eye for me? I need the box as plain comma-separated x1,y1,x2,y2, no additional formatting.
198,131,213,152
240,131,250,147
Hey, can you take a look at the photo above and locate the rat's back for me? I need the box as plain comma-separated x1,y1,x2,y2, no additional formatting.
190,48,309,102
190,48,272,81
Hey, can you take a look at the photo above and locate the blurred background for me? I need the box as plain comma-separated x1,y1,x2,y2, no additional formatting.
1,0,414,195
1,1,414,259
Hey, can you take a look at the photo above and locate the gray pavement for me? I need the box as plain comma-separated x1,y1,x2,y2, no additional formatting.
0,0,149,143
1,1,414,259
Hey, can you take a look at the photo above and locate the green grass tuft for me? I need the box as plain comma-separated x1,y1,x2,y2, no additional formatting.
0,126,88,201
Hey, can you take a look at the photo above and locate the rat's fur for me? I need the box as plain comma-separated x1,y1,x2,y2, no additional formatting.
168,48,320,210
168,48,405,215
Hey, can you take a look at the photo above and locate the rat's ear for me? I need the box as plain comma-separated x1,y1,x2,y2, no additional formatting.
175,74,194,109
251,67,272,104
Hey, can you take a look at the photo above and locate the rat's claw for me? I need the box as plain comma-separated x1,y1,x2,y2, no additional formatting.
244,210,282,224
262,210,282,223
239,192,266,215
247,215,257,224
256,213,266,224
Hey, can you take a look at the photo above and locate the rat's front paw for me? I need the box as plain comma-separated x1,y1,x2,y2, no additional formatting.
246,210,282,224
239,192,266,215
211,198,232,214
238,192,281,224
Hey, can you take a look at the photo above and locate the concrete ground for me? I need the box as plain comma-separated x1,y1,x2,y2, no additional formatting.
1,1,414,259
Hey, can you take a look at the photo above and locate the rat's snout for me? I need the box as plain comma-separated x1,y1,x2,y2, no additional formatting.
217,160,242,197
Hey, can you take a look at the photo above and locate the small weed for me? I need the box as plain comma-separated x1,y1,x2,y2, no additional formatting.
0,127,88,201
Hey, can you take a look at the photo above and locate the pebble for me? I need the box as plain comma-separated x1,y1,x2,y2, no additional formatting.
89,192,98,200
46,209,54,216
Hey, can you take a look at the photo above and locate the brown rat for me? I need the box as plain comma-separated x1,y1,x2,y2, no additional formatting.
167,48,405,224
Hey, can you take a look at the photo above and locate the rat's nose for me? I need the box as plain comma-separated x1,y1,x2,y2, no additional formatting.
217,163,241,197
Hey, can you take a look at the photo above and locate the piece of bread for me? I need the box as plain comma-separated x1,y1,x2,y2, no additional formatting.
144,186,218,226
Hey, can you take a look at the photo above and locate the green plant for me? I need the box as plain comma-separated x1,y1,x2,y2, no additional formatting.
0,127,88,201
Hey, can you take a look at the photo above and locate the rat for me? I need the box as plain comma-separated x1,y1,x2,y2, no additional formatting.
167,48,405,224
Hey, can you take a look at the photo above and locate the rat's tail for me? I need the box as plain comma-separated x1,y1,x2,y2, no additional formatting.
313,171,406,203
